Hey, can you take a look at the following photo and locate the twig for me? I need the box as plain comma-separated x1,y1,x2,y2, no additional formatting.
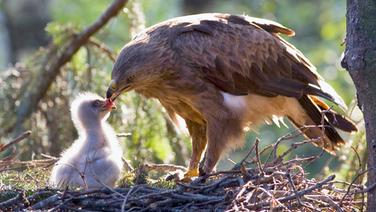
30,194,61,210
121,187,138,212
340,167,375,205
0,131,31,152
40,153,58,160
88,38,116,62
355,182,376,193
142,163,187,172
254,138,264,175
122,158,134,171
0,191,27,210
246,175,336,209
286,171,316,211
232,139,257,170
117,133,132,137
306,195,343,212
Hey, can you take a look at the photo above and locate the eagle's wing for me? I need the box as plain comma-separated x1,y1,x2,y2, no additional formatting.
170,14,346,108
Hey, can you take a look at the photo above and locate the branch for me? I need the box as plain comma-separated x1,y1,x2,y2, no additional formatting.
88,38,116,62
246,175,336,209
1,0,128,136
0,131,31,153
0,191,27,210
142,163,187,172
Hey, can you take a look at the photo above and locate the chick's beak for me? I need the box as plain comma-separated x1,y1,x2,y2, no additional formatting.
103,98,116,110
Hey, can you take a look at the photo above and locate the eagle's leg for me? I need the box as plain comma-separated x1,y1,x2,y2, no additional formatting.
184,120,207,179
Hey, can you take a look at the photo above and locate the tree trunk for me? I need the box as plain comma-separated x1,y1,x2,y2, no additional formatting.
342,0,376,210
2,0,51,64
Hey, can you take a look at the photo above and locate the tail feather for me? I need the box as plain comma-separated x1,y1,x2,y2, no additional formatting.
291,95,357,154
318,80,348,110
310,96,357,132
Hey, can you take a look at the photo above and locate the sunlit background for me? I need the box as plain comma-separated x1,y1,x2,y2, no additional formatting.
0,0,365,181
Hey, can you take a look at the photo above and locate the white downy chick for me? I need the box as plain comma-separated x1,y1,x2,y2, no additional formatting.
49,92,123,190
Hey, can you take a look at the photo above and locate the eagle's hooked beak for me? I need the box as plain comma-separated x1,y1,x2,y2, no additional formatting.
106,79,131,101
106,80,119,100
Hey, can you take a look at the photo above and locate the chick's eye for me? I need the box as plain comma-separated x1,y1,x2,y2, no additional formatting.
92,100,102,108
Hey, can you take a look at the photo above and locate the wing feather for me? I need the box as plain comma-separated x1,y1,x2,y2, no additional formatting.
170,13,345,107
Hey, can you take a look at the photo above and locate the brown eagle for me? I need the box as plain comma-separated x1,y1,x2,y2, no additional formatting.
106,13,357,178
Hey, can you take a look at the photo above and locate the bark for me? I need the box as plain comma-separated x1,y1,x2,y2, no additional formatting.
342,0,376,210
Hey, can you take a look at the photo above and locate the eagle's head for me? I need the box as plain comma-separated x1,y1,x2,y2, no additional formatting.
106,40,166,101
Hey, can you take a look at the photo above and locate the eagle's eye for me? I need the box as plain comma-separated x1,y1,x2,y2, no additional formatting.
126,75,135,84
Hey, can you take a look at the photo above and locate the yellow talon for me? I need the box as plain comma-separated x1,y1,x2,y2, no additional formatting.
181,168,199,182
185,167,199,177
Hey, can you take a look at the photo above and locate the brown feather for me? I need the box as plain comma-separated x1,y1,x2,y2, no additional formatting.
170,14,338,102
297,95,346,153
215,14,295,36
310,96,357,132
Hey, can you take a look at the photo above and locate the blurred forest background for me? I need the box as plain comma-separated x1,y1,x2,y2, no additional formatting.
0,0,365,182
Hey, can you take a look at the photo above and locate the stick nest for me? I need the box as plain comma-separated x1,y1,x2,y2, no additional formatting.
0,130,372,211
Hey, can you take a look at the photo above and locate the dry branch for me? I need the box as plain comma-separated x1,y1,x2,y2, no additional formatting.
88,38,116,62
0,131,31,153
141,163,187,173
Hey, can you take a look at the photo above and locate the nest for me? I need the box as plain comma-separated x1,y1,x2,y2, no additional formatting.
0,129,373,211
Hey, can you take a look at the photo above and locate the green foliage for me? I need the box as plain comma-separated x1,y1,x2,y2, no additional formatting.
0,167,50,190
118,171,136,187
149,177,176,189
118,170,176,189
50,0,115,27
45,22,77,46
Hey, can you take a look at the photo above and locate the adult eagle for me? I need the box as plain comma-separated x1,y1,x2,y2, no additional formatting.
106,13,357,178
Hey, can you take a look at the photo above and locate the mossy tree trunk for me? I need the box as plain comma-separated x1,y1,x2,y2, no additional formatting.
342,0,376,210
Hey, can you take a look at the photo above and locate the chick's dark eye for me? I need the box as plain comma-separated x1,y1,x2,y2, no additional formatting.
92,100,102,108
